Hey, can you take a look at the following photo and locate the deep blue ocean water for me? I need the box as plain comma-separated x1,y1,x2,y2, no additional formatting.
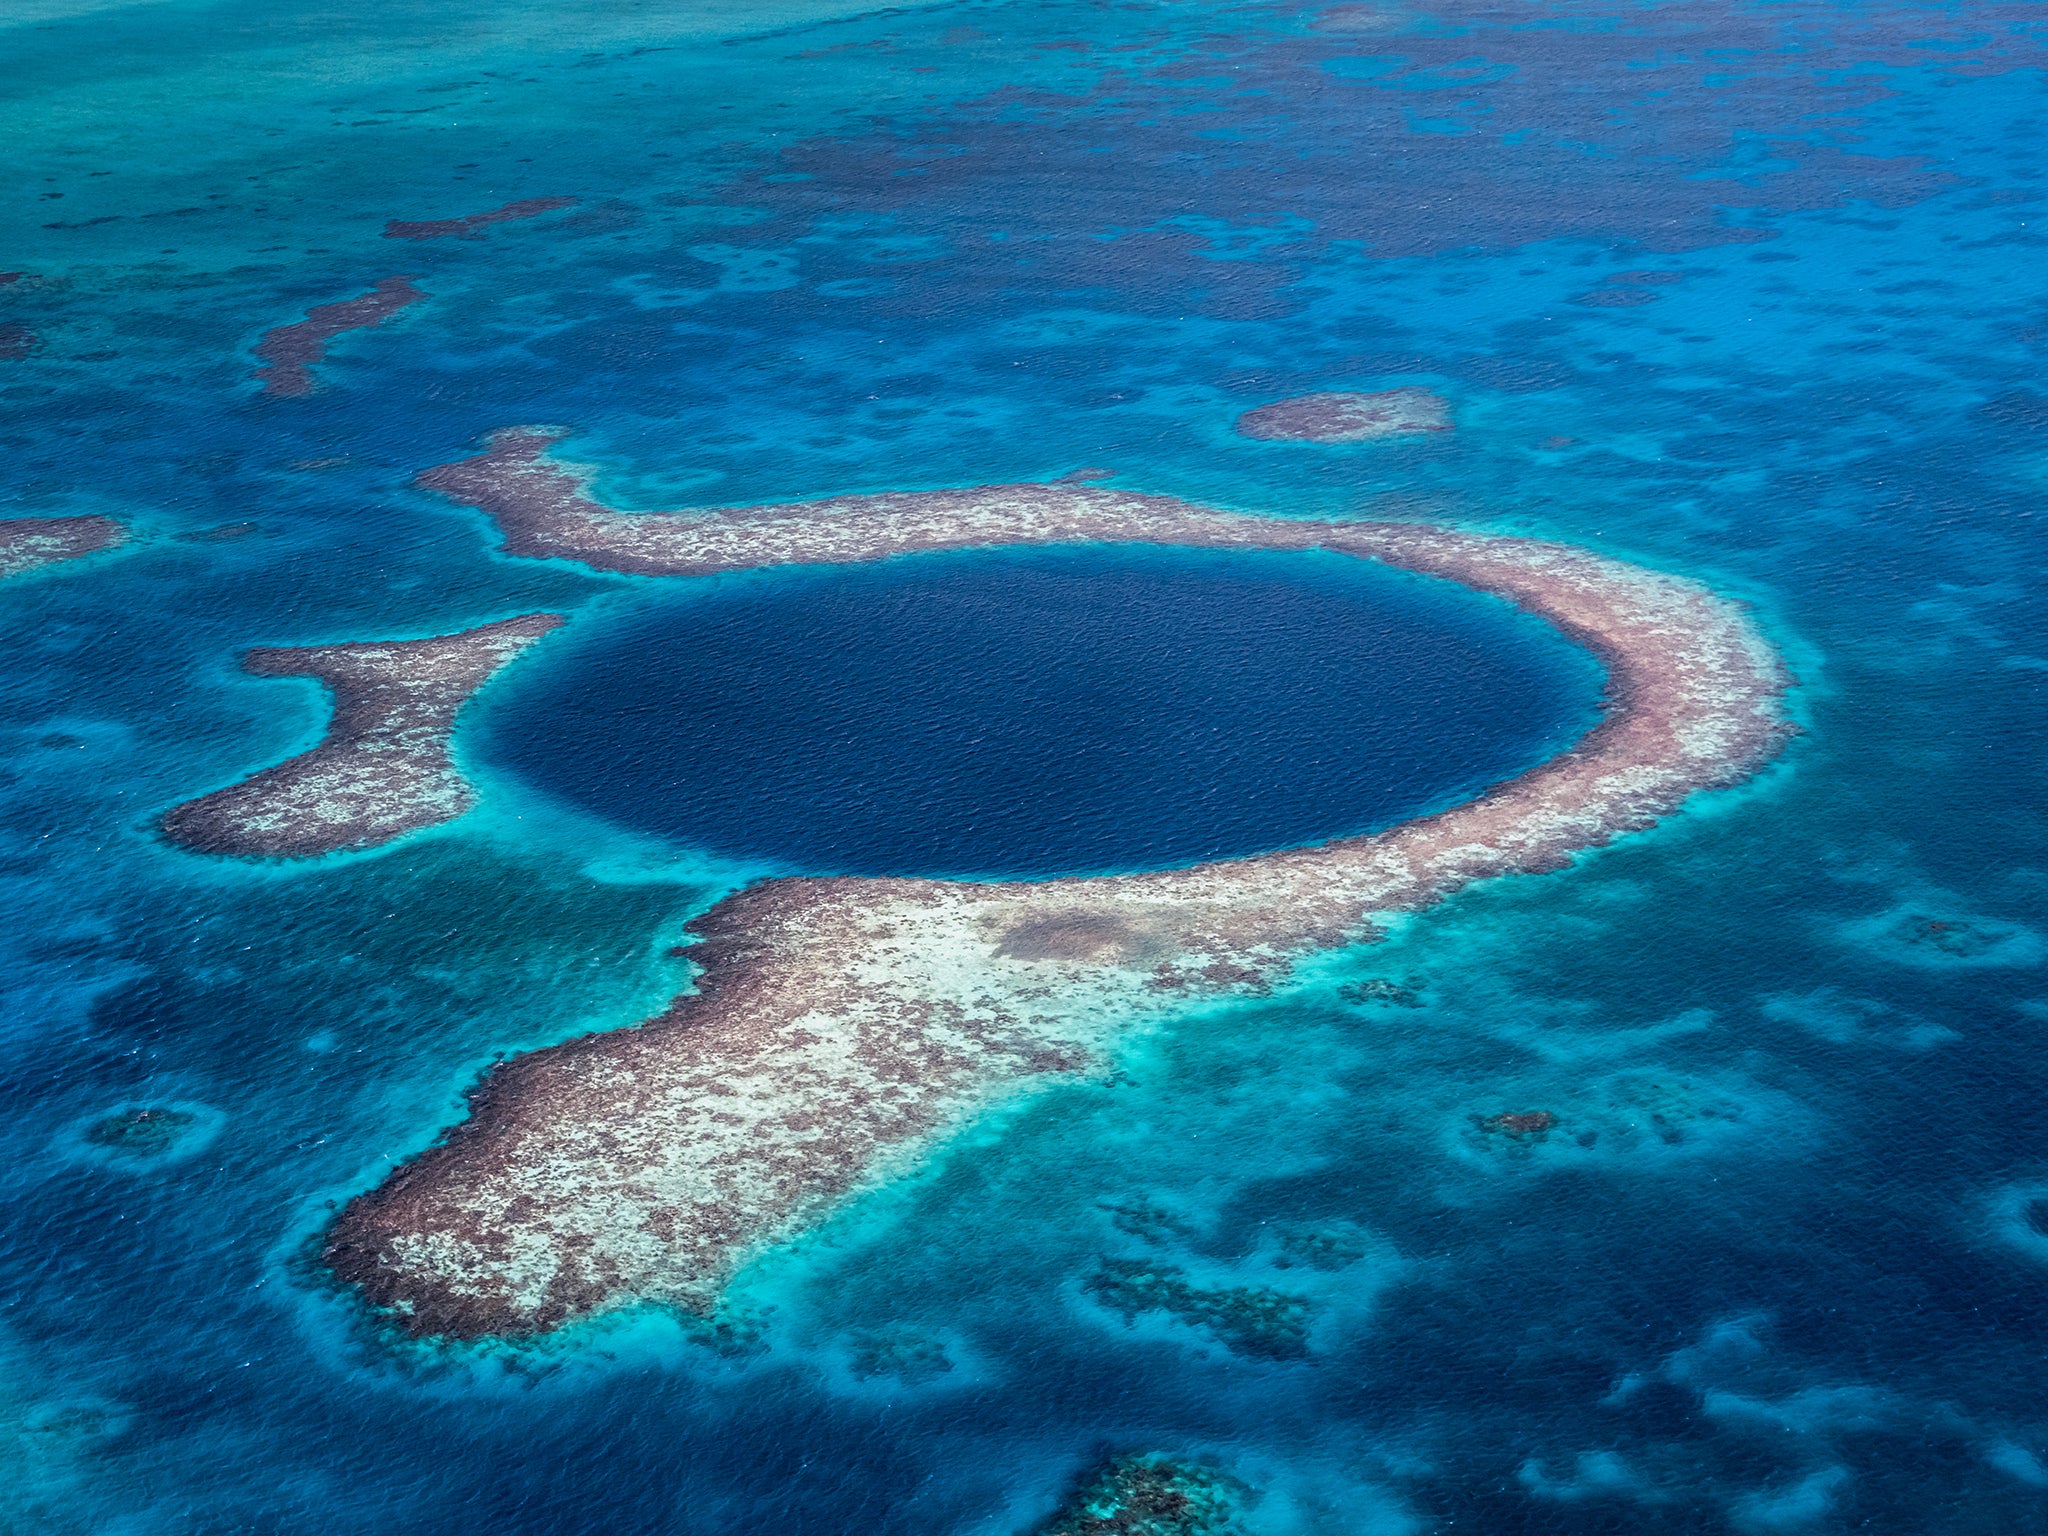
4,0,2048,1531
477,545,1602,877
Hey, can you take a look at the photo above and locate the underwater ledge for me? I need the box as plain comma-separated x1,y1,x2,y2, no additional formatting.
312,427,1793,1340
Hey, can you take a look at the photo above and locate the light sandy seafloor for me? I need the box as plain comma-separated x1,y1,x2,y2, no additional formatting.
318,428,1793,1339
0,515,125,580
162,613,564,858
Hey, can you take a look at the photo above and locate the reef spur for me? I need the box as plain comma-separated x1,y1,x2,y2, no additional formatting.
323,429,1791,1339
253,276,425,398
383,197,576,241
163,614,563,858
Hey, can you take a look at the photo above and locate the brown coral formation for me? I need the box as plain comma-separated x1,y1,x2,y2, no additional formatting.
845,1326,953,1384
1312,5,1403,32
1339,975,1424,1007
1483,1110,1557,1137
162,614,563,858
253,276,426,397
0,515,124,579
383,197,576,241
83,1106,196,1157
320,429,1792,1339
1087,1259,1313,1359
1234,387,1450,443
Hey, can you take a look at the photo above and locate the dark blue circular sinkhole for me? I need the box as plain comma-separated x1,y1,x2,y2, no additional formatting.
476,543,1605,879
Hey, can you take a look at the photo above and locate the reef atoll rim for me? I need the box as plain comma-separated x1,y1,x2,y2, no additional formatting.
0,515,125,580
321,428,1791,1341
163,614,564,859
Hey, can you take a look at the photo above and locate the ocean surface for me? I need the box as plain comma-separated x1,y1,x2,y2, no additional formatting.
3,0,2048,1532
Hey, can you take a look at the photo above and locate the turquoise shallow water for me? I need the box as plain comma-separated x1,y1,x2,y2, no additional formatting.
5,0,2048,1531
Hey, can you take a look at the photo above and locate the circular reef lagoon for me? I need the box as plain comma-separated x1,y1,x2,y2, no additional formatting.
474,543,1608,879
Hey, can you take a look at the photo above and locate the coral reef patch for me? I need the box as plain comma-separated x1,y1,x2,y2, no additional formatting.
163,614,564,858
61,1100,224,1170
1990,1184,2048,1262
0,516,124,580
1272,1221,1373,1272
253,277,425,397
1086,1259,1314,1359
1031,1455,1247,1536
320,429,1790,1339
1457,1073,1758,1167
1102,1200,1199,1244
844,1326,953,1385
1483,1109,1558,1138
176,522,261,544
82,1107,195,1158
1339,975,1425,1008
383,197,576,241
1311,5,1404,32
1234,388,1450,443
1842,904,2046,970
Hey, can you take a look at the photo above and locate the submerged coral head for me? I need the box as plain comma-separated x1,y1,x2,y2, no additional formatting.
84,1107,196,1155
1486,1110,1559,1136
1235,387,1451,443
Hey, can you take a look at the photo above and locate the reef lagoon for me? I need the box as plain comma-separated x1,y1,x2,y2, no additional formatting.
4,0,2048,1532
